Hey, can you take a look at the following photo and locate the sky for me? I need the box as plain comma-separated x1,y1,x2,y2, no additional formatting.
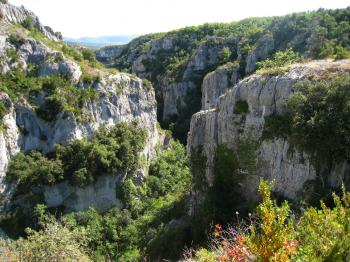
9,0,350,38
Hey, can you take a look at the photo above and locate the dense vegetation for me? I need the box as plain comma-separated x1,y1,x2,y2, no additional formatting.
256,48,303,75
1,141,192,261
189,141,258,244
7,122,146,191
186,180,350,261
264,75,350,168
0,69,98,123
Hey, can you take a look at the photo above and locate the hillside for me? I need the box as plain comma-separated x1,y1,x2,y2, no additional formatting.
65,35,136,49
0,1,350,261
97,7,350,143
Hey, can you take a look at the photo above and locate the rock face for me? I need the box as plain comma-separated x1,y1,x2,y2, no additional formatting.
0,93,20,202
187,60,350,205
0,71,158,211
201,63,240,110
0,2,62,41
96,45,124,66
44,175,123,212
244,35,274,74
97,36,239,121
162,81,195,121
0,3,159,211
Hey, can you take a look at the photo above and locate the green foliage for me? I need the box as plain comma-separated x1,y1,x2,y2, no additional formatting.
142,78,153,91
0,70,98,122
0,101,9,120
218,47,232,63
293,187,350,261
81,48,97,63
6,122,146,189
248,179,295,261
0,220,91,261
334,45,350,59
6,48,18,62
189,180,350,262
7,152,63,193
256,48,303,75
22,16,35,31
8,34,25,46
265,75,350,166
263,114,292,139
234,100,249,114
58,141,191,261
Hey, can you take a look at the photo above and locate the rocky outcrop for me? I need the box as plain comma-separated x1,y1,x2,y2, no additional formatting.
0,2,61,41
0,93,20,203
0,19,159,212
187,60,350,204
96,45,124,66
0,35,82,82
183,37,236,80
0,71,158,210
201,63,240,110
244,35,274,74
97,35,239,121
44,175,123,212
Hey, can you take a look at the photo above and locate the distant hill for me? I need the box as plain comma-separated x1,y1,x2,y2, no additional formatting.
64,35,137,49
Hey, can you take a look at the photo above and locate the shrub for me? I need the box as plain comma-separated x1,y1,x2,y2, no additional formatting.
289,76,350,164
6,152,63,193
219,47,232,63
234,100,249,114
81,48,97,63
247,180,296,261
6,48,18,62
256,48,302,75
0,101,9,119
22,16,35,31
293,187,350,261
6,122,146,189
142,79,153,91
334,45,350,59
0,221,91,261
8,34,25,46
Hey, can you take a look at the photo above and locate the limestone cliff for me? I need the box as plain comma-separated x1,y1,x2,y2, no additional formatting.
187,60,350,208
0,2,159,212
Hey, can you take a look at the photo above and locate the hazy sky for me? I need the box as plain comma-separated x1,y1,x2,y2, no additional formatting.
9,0,350,38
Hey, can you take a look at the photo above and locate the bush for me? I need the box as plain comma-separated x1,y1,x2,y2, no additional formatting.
58,141,191,261
188,180,350,261
335,45,350,59
8,34,25,46
0,101,9,119
22,16,35,31
234,100,249,114
6,48,18,62
256,48,303,75
142,79,153,91
81,48,97,63
6,152,63,193
0,221,91,261
290,76,350,164
263,75,350,166
6,122,146,189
